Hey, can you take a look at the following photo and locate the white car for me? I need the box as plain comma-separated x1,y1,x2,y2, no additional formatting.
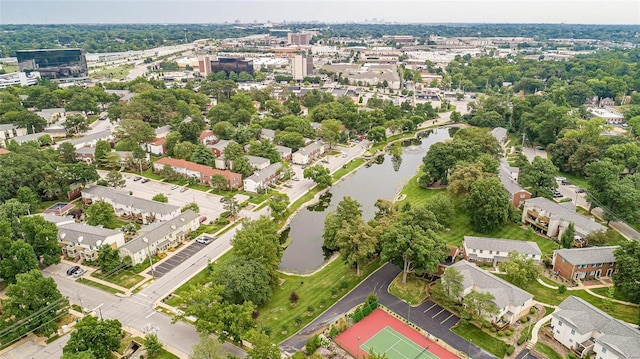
171,185,179,190
73,269,87,278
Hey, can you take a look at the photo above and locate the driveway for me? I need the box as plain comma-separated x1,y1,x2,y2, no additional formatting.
280,263,495,359
149,241,209,278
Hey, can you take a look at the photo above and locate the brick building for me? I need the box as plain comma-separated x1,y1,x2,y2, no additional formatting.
552,246,620,281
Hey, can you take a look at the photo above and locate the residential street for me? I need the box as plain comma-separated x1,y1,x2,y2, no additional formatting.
280,263,495,359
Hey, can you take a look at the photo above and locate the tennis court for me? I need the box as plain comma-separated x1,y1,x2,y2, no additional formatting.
360,326,438,359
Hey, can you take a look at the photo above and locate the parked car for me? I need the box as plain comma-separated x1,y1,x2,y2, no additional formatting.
555,176,566,181
171,185,178,190
553,191,563,198
561,180,572,185
284,182,293,188
67,266,80,276
141,178,150,183
575,188,586,194
535,146,545,150
73,269,87,278
199,216,207,223
180,187,188,192
133,176,142,181
292,177,300,181
220,197,225,203
196,236,215,245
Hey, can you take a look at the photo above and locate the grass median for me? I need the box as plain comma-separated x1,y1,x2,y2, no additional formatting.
452,321,510,358
77,278,124,295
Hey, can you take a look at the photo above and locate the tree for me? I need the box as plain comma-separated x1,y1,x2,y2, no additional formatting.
465,177,511,233
268,192,289,220
561,222,575,249
599,175,640,224
447,163,490,198
143,333,163,358
3,270,68,338
63,114,90,135
63,316,122,359
58,142,78,163
246,331,281,359
423,193,456,227
212,121,236,140
215,258,273,306
114,118,155,145
440,267,464,301
322,197,363,251
19,215,60,266
461,291,500,324
16,186,40,213
105,170,126,188
209,174,228,191
303,164,332,189
159,164,179,181
231,217,281,285
85,201,117,228
0,240,39,284
152,193,168,203
274,131,306,151
223,141,245,162
585,159,621,212
248,139,281,164
191,145,215,167
381,222,447,284
499,252,540,287
94,140,111,166
174,283,255,342
173,141,198,160
367,126,387,143
232,156,254,179
190,334,224,359
518,156,558,197
223,195,240,220
182,202,200,213
98,244,122,274
613,241,640,303
65,92,99,114
65,162,99,187
62,351,96,359
318,119,342,148
336,218,377,276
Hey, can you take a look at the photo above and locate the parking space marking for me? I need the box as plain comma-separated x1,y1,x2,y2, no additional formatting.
440,314,454,324
432,308,445,318
423,303,437,313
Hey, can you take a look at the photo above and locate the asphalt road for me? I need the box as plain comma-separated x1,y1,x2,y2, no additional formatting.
280,263,495,359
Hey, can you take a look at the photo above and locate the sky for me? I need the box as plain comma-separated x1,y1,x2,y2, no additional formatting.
1,0,639,25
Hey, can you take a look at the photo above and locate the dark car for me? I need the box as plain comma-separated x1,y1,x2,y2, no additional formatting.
553,191,563,198
67,266,80,276
220,197,225,203
133,176,142,181
141,178,150,183
575,188,586,194
561,180,572,185
535,146,545,150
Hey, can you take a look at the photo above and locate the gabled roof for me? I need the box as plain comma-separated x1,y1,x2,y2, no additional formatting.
275,145,292,156
58,222,122,247
82,185,179,215
67,130,112,146
463,236,541,256
553,246,619,266
490,127,507,141
154,157,241,181
245,162,282,183
450,260,533,309
554,296,640,359
246,155,270,166
296,141,323,156
155,126,171,136
524,197,607,234
122,210,199,253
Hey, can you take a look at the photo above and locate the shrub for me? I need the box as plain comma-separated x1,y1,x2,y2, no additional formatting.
329,326,339,339
306,335,320,355
366,292,378,305
294,316,302,325
292,353,306,359
306,305,315,313
289,291,299,304
497,331,505,337
215,218,230,225
352,310,364,322
506,345,515,355
558,285,567,294
263,326,272,336
529,307,537,314
490,327,497,333
517,336,526,345
320,299,326,307
505,329,513,336
340,281,348,290
362,304,372,317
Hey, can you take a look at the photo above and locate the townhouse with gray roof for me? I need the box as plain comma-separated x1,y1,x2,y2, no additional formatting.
81,185,180,224
292,141,325,165
462,236,542,266
552,246,620,281
499,158,531,207
447,260,534,326
522,197,607,239
551,296,640,359
119,210,200,265
275,145,292,161
58,222,125,261
243,162,283,193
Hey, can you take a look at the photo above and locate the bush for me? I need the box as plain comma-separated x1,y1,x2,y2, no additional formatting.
505,329,513,336
366,292,378,305
558,285,567,294
329,326,339,339
215,218,230,225
529,307,537,314
340,281,348,290
306,305,315,313
497,331,505,337
331,288,337,296
294,316,302,325
305,335,320,355
517,336,526,345
292,353,306,359
490,327,497,333
289,291,299,304
506,345,515,355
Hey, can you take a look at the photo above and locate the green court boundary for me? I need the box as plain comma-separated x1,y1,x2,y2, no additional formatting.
360,326,439,359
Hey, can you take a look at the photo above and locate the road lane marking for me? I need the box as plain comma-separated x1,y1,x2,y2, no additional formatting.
139,293,147,297
93,303,104,311
145,311,155,318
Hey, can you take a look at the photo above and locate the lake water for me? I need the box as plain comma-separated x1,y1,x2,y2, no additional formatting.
279,128,452,273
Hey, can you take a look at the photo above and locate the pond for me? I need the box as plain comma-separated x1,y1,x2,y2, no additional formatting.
279,128,452,273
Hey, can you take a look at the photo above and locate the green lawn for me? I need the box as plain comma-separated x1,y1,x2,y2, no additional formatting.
1,64,18,73
590,286,632,302
92,269,145,289
76,278,124,295
452,321,510,358
534,343,563,359
558,171,589,190
396,171,445,208
494,273,639,323
91,64,133,80
388,274,428,305
332,158,365,181
257,257,382,343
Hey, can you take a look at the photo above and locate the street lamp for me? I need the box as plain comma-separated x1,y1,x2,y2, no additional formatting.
408,300,411,323
142,237,155,278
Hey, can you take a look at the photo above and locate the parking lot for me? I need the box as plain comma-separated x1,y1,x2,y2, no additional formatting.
98,171,228,224
148,240,209,278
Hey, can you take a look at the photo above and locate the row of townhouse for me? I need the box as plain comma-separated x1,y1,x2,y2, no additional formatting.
119,210,200,265
81,185,180,224
58,222,125,261
521,197,607,240
292,141,325,165
551,296,640,359
445,260,534,327
153,157,243,190
243,162,283,193
76,147,150,165
462,236,542,266
552,246,619,281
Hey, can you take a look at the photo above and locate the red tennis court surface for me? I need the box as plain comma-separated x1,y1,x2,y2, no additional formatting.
335,308,457,359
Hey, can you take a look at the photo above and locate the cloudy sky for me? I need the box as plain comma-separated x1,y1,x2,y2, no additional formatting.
1,0,639,25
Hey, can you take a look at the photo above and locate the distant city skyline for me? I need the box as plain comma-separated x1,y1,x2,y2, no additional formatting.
1,0,639,25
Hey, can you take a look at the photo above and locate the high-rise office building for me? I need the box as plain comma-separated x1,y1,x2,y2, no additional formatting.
287,32,313,46
292,54,313,81
210,57,254,74
16,49,88,81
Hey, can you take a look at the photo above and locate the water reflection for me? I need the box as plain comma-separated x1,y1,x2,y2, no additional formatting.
306,192,333,212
